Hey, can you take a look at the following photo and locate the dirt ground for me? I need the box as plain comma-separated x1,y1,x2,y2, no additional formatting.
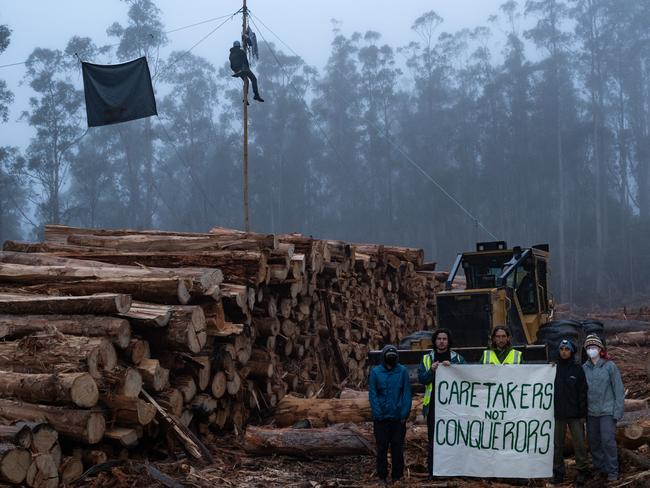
75,346,650,488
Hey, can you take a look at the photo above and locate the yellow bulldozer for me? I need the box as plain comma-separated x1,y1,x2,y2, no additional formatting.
371,241,553,369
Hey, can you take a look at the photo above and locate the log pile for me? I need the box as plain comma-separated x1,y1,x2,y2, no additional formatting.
0,224,442,482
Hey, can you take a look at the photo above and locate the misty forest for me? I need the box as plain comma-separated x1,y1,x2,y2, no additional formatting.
1,0,649,306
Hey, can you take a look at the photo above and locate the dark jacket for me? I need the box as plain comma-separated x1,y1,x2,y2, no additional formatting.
417,349,466,386
229,47,249,72
368,345,412,421
554,356,588,418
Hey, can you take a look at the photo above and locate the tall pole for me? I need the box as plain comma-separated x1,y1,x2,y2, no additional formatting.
241,0,250,232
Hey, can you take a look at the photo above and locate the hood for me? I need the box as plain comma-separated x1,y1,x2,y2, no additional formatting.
381,344,398,368
558,338,577,361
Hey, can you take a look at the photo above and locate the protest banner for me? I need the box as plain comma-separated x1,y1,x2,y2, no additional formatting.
433,364,555,478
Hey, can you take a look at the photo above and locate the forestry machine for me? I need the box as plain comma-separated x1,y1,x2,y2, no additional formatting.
370,241,552,373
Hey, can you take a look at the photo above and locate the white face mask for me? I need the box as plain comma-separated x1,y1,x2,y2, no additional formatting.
586,347,600,359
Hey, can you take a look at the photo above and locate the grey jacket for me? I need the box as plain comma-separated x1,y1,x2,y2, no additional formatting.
582,358,625,421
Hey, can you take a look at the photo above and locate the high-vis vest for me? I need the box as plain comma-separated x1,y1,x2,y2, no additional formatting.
481,348,522,365
422,351,461,407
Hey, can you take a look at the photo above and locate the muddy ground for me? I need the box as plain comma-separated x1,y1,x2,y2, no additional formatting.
76,345,650,488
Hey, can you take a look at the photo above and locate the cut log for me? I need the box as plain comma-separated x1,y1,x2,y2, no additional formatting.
155,388,183,417
137,359,169,392
0,314,131,348
104,427,139,448
124,339,150,365
617,419,650,449
211,371,227,399
119,301,170,327
0,443,32,484
244,424,374,457
59,456,83,484
625,399,649,412
98,367,142,398
26,453,58,488
0,292,131,315
607,330,650,346
172,375,197,404
0,400,105,444
0,335,116,379
0,371,98,407
12,277,192,305
0,423,32,448
18,422,57,454
273,395,372,427
102,395,156,426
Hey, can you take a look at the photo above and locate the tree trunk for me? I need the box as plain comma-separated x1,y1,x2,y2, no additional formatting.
101,395,156,426
0,335,116,379
0,314,131,349
0,443,32,484
25,453,58,488
0,423,32,449
0,400,105,444
0,371,98,408
244,424,374,457
272,395,372,427
0,292,131,315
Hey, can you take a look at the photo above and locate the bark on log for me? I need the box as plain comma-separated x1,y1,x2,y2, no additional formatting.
607,330,650,346
102,395,156,426
137,359,169,392
119,301,171,327
155,388,183,417
0,314,131,348
0,400,105,444
10,277,193,305
0,292,131,315
244,424,374,457
98,367,142,398
0,335,116,379
273,395,372,427
0,423,32,448
0,371,98,407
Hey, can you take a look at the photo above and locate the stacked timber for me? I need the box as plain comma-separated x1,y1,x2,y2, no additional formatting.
0,224,444,480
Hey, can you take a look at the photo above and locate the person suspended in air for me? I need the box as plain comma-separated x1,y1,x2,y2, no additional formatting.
229,40,264,103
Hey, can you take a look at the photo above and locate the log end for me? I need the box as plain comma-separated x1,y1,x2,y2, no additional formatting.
0,445,31,484
71,373,99,408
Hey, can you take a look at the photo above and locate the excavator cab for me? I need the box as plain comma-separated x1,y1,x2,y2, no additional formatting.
436,241,553,348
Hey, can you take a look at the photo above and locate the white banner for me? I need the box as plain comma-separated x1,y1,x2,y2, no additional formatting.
432,364,555,478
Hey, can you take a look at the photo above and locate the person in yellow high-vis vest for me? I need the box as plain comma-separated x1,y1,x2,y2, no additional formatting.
417,328,466,479
480,325,523,364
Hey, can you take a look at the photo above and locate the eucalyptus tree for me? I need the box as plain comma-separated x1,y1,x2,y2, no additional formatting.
107,0,168,228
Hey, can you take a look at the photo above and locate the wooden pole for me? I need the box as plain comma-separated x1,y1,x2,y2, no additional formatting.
242,0,250,232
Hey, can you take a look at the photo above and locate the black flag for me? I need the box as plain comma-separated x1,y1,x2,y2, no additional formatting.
82,57,157,127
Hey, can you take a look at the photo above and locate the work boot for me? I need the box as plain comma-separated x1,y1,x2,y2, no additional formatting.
253,94,264,102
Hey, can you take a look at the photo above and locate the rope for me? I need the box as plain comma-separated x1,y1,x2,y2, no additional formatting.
0,11,240,71
249,12,498,240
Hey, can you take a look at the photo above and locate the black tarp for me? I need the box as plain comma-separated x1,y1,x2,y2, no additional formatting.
82,57,157,127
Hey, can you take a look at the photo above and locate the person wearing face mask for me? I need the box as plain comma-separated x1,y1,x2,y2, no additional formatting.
418,328,466,479
480,325,523,364
582,334,625,482
552,339,589,486
368,345,412,484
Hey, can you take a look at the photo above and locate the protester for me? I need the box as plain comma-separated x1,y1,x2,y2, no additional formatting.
553,338,589,486
229,40,264,102
368,345,412,484
480,325,522,364
582,334,625,482
418,328,466,479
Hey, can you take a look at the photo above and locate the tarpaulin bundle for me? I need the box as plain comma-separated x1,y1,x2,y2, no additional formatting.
82,56,157,127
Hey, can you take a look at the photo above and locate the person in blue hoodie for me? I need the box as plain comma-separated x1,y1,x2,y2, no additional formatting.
368,344,412,484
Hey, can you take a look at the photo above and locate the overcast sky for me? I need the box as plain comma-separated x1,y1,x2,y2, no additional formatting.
0,0,505,148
